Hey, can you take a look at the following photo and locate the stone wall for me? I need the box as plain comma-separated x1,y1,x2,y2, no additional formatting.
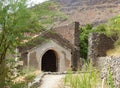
54,22,80,70
98,56,120,88
88,33,115,66
21,53,28,66
72,22,80,70
54,22,80,45
29,52,39,69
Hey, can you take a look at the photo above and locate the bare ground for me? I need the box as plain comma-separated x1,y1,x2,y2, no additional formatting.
55,3,120,27
38,74,65,88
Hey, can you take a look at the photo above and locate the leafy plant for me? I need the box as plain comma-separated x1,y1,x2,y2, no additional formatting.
107,66,114,88
98,15,120,47
0,0,41,87
79,24,93,59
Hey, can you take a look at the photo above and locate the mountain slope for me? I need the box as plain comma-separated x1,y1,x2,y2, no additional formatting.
31,1,67,29
54,0,120,26
53,0,120,27
56,0,120,6
32,0,120,28
60,4,120,26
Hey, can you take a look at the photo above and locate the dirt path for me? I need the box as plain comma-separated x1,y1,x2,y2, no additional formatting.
38,74,65,88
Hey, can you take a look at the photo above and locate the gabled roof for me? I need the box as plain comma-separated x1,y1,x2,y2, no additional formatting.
18,30,74,53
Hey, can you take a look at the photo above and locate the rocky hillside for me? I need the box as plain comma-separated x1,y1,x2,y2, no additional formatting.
52,0,120,27
56,0,120,6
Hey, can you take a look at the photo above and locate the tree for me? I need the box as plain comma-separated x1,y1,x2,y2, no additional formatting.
79,24,106,60
0,0,41,63
79,24,93,60
0,0,41,87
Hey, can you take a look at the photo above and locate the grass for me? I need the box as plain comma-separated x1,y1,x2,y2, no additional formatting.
107,47,120,57
64,72,100,88
64,61,113,88
64,62,100,88
108,69,114,88
11,82,27,88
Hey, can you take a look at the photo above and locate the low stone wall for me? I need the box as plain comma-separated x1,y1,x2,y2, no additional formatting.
98,56,120,88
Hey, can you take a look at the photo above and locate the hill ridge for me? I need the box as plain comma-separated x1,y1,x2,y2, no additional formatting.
55,0,120,6
53,1,120,27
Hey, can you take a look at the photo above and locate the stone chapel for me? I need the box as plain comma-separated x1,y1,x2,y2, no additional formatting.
18,22,80,72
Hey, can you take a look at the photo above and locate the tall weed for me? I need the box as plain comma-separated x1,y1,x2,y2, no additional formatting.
64,61,100,88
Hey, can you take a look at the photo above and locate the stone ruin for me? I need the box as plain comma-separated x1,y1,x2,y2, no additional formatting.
88,33,120,88
18,22,80,72
88,33,116,66
18,21,120,87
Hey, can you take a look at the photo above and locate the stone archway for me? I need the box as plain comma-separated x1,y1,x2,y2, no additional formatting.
41,50,58,72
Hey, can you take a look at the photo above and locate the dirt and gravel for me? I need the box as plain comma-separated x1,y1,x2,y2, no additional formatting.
38,74,65,88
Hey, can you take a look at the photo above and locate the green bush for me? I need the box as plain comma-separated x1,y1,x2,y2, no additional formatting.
79,24,93,59
96,15,120,47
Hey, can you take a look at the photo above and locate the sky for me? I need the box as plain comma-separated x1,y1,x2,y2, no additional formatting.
28,0,49,6
31,0,48,4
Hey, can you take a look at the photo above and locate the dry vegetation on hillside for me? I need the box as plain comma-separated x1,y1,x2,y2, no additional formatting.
53,0,120,27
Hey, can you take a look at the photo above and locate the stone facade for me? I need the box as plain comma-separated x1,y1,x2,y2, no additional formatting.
54,22,80,70
27,40,71,72
88,33,115,66
54,23,76,45
19,22,80,72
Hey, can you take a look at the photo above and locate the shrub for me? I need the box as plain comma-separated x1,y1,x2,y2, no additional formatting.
79,24,93,60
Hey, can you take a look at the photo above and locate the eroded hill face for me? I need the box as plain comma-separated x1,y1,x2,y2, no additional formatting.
53,0,120,27
56,0,120,6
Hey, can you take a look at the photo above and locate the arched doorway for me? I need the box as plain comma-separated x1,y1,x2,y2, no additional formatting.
41,50,58,72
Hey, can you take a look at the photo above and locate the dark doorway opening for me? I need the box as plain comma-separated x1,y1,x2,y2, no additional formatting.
41,50,57,72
